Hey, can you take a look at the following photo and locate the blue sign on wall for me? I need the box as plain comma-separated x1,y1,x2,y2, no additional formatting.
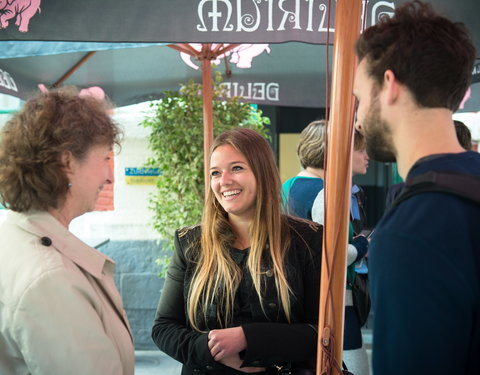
124,167,161,185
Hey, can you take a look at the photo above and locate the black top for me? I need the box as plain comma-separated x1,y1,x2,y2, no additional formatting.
152,216,323,374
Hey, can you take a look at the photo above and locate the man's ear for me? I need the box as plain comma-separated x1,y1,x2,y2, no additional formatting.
384,69,400,105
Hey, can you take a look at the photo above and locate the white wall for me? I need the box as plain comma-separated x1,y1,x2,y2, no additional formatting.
453,112,480,141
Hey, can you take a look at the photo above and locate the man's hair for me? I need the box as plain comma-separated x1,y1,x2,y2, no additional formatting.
0,86,121,212
297,120,326,169
454,120,472,150
355,0,476,111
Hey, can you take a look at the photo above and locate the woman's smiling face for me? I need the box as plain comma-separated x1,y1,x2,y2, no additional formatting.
209,144,257,222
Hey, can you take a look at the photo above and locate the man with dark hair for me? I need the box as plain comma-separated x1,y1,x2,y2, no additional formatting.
353,1,480,374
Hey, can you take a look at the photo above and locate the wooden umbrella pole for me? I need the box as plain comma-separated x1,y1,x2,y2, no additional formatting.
52,51,96,88
167,43,240,195
317,0,362,374
202,57,213,193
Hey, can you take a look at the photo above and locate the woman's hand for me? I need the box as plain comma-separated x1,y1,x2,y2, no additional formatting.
219,353,266,373
208,327,265,372
208,326,247,361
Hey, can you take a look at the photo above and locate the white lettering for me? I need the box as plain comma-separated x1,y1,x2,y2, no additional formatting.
196,0,393,35
277,0,301,31
220,81,280,102
371,1,394,26
238,83,246,97
221,82,233,97
472,63,480,75
197,0,209,31
252,82,265,100
266,0,274,31
197,0,234,32
266,82,279,101
318,3,335,32
306,0,315,32
244,83,254,99
360,0,369,30
236,0,261,32
0,69,18,92
208,0,222,31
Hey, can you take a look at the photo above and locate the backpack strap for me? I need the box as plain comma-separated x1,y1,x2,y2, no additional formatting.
391,171,480,209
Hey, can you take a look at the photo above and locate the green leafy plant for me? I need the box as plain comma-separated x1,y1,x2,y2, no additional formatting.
142,73,270,275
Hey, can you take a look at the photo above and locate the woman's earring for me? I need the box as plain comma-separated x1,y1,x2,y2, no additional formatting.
68,182,72,188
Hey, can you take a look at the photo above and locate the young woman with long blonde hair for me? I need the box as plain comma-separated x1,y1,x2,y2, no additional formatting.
152,128,322,374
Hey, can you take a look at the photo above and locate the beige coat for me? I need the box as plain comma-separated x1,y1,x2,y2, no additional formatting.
0,211,135,375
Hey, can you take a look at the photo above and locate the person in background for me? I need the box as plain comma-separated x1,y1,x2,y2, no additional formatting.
0,87,134,375
349,131,370,235
311,130,370,375
354,1,479,373
385,119,473,207
282,120,326,220
454,120,473,151
152,128,323,374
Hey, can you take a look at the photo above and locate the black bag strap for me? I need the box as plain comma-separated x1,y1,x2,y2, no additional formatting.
391,171,480,209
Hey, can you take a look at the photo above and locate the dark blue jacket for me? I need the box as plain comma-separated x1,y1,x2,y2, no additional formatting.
370,152,480,375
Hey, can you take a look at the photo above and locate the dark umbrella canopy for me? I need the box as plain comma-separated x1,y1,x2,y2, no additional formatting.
1,40,478,111
0,42,331,108
0,0,478,48
0,0,397,44
0,0,478,110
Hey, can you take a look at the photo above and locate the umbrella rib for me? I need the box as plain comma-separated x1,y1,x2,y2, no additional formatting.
210,43,224,55
168,43,241,60
52,51,97,88
167,43,201,57
224,57,232,78
214,44,240,57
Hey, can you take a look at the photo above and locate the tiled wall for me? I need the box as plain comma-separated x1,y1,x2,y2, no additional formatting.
99,240,168,349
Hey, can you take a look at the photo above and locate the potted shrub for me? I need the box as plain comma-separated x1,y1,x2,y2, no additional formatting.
142,74,270,274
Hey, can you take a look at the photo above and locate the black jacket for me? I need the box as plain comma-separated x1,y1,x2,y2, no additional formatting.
152,216,323,374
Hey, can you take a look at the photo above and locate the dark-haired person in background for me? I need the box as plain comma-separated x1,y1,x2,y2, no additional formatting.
354,1,479,374
453,119,473,151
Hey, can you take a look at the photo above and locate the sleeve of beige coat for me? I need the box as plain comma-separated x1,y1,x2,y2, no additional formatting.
11,267,127,375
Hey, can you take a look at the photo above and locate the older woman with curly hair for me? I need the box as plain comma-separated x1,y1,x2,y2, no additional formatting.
0,87,134,375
